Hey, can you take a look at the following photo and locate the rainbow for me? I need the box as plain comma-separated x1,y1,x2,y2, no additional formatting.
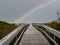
15,0,56,23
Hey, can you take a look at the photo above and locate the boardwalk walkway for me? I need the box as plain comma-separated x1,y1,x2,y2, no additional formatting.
19,25,50,45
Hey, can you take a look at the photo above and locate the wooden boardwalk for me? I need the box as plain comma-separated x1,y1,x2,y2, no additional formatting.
19,25,50,45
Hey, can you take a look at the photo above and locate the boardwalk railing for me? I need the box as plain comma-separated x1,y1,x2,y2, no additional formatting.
33,24,60,45
0,24,29,45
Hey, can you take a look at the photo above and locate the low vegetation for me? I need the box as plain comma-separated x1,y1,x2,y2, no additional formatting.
44,22,60,31
0,21,19,39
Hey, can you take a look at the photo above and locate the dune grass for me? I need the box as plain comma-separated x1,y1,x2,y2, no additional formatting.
0,21,19,39
44,22,60,31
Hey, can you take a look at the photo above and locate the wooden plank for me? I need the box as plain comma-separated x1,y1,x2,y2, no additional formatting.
19,25,50,45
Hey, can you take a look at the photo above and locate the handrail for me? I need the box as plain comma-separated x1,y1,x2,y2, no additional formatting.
33,25,59,45
0,24,28,45
14,25,29,45
34,24,60,38
40,25,60,38
33,24,60,45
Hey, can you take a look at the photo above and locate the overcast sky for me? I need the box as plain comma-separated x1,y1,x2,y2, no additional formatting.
0,0,60,23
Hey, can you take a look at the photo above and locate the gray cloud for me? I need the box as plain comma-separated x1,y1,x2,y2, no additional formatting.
0,0,60,23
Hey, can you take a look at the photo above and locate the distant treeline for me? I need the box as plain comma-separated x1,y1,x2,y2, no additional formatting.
0,21,20,39
44,22,60,31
